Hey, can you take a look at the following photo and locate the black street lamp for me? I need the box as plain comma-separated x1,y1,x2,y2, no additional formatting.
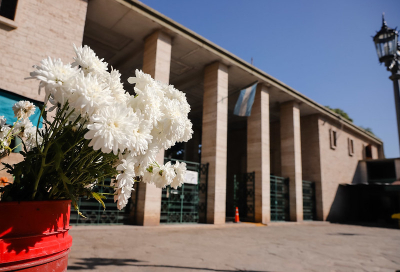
373,14,400,153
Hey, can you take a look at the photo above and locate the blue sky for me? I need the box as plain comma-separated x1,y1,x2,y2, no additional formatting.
141,0,400,158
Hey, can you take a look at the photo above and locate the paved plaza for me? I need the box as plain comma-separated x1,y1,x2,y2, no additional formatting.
67,222,400,272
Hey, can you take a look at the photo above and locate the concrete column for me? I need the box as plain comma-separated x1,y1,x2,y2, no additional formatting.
395,159,400,181
136,30,171,226
280,101,303,222
201,62,228,224
359,161,368,184
247,84,270,224
301,114,323,220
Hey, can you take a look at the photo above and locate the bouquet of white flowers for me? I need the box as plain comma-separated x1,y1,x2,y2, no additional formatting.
0,45,193,213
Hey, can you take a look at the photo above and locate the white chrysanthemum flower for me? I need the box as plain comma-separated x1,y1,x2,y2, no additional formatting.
84,104,139,155
71,73,113,116
113,158,136,210
0,139,8,153
24,126,42,151
156,99,187,149
107,69,129,104
108,69,123,90
127,70,166,126
127,69,158,91
181,119,194,142
115,159,136,188
12,101,36,120
129,112,153,156
28,57,78,89
73,44,108,75
0,126,11,143
0,125,10,135
0,123,11,153
127,85,163,127
49,84,76,108
114,185,133,210
28,58,78,106
143,162,176,188
127,144,159,176
170,161,187,189
162,84,191,115
142,168,154,184
158,162,176,188
0,116,6,127
12,118,34,138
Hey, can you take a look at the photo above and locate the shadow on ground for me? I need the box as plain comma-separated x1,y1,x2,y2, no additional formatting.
68,257,270,271
327,232,362,236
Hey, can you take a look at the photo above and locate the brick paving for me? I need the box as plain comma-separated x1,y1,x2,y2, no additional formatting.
67,222,400,272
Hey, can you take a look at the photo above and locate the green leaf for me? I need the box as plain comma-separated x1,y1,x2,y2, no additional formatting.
42,109,47,120
91,191,106,210
58,169,72,184
53,142,64,170
71,194,86,218
58,169,86,218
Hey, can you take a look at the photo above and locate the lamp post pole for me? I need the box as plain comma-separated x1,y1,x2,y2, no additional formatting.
373,14,400,153
391,70,400,152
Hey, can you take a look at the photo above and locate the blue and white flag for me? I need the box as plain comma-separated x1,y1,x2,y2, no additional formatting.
233,83,257,116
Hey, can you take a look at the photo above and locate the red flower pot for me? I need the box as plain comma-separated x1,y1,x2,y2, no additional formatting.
0,200,72,271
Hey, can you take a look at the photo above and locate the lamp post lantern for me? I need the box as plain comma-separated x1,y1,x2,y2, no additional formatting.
373,14,400,153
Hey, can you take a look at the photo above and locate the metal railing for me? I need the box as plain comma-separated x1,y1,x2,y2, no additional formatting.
70,179,127,225
160,158,208,224
270,175,289,221
302,180,316,221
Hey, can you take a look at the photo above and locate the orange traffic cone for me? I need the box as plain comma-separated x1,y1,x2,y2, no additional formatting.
234,207,240,223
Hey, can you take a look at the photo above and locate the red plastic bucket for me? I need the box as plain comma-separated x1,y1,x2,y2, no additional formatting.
0,200,72,271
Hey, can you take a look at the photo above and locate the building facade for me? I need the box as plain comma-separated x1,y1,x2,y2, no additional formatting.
0,0,384,224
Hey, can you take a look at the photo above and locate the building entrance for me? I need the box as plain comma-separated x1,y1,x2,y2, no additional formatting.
302,180,316,220
233,172,255,222
270,175,289,221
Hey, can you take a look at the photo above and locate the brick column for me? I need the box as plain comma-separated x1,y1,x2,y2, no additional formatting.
201,62,228,224
136,31,171,226
280,101,303,222
247,84,270,224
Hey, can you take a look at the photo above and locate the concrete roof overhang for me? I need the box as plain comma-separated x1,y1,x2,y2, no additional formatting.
84,0,382,144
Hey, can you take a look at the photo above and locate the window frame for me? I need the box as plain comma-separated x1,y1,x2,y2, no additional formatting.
365,144,373,159
0,0,18,29
329,129,337,150
348,138,354,156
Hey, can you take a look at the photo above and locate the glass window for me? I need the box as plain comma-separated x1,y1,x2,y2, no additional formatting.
0,0,18,21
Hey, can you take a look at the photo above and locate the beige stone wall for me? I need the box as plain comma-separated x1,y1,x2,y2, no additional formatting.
300,114,323,220
0,0,88,101
317,116,382,220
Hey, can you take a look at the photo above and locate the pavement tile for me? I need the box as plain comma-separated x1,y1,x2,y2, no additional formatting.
67,222,400,272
